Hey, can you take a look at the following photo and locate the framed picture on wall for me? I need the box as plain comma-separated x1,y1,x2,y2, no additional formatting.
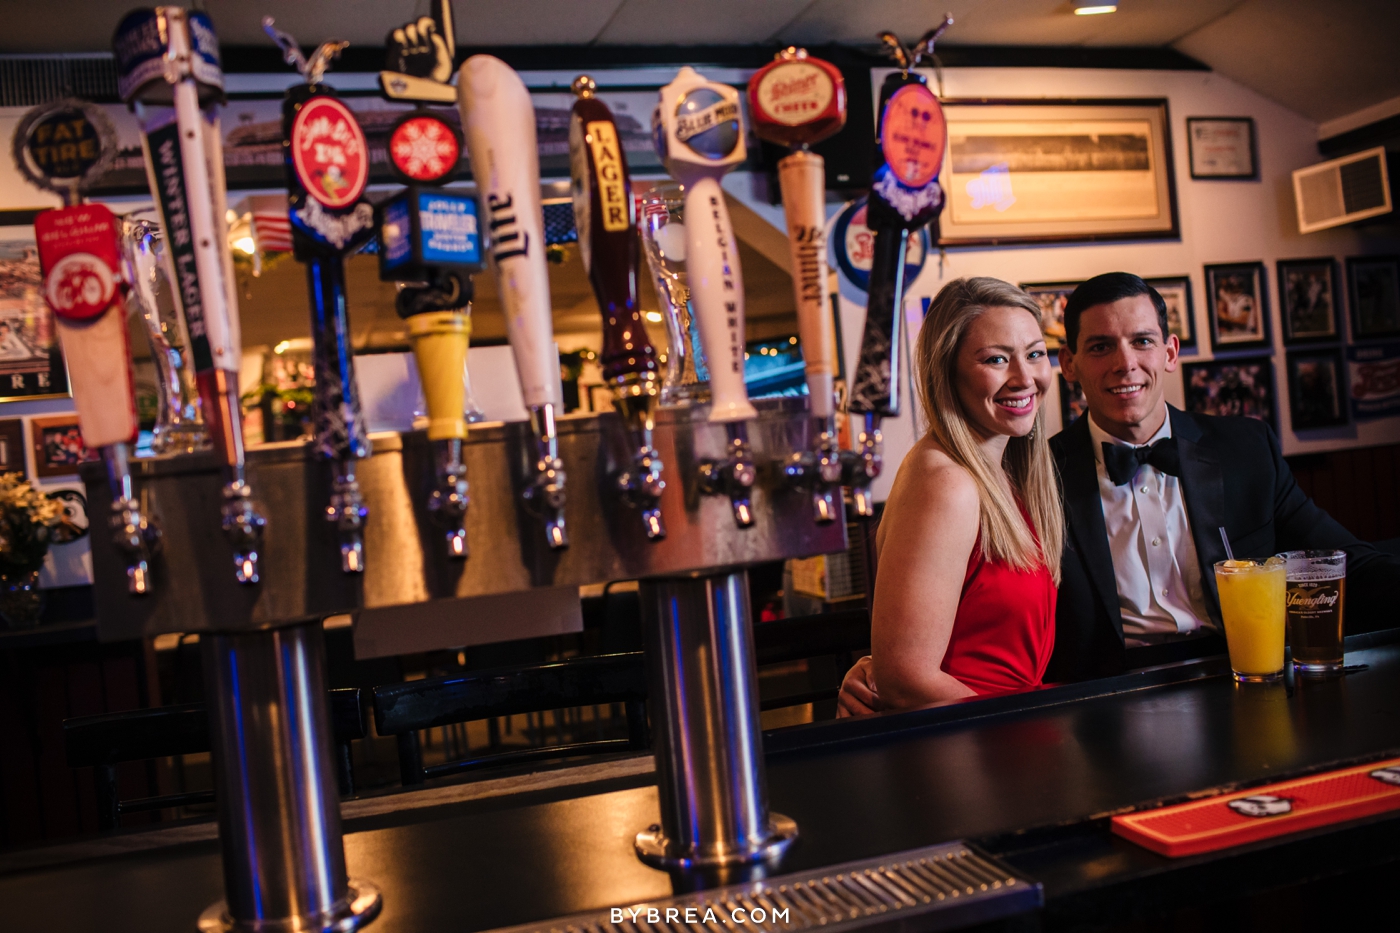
1020,281,1080,350
0,232,71,403
1186,117,1257,179
29,415,97,479
930,97,1179,246
1143,276,1195,349
1286,348,1348,430
1205,262,1270,350
1278,258,1341,344
0,418,25,476
1346,255,1400,339
1058,373,1088,427
1183,356,1276,429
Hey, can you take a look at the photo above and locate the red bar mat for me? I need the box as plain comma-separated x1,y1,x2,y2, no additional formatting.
1111,758,1400,857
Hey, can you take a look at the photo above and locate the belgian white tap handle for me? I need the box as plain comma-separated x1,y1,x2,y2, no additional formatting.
683,177,756,422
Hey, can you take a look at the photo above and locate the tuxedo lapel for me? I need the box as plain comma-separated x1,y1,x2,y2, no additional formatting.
1060,416,1125,640
1170,406,1225,624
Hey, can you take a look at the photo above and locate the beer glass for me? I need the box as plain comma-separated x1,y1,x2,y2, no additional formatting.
1281,549,1346,672
1214,557,1287,683
638,182,710,405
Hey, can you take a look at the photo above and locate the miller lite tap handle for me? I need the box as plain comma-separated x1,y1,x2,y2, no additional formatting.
459,55,559,410
748,48,846,420
569,76,658,385
655,66,755,423
381,0,457,103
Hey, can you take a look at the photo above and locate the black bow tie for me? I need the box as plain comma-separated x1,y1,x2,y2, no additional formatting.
1102,437,1180,485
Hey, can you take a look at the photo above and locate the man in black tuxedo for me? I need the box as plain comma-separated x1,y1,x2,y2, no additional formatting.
1048,272,1398,682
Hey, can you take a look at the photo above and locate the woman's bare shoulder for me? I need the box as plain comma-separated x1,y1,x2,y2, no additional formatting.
886,438,980,522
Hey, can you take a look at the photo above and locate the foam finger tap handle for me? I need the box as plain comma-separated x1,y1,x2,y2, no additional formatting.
655,67,757,527
569,76,665,540
748,48,847,523
459,55,568,549
114,7,264,583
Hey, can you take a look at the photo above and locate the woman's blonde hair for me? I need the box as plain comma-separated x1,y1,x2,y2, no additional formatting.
914,277,1063,584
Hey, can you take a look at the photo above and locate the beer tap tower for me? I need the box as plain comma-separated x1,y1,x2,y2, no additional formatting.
459,55,569,549
265,18,375,574
114,7,265,581
845,17,953,517
654,67,758,528
748,49,847,524
569,75,666,540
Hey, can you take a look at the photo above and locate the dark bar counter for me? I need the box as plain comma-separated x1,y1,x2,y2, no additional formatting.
5,630,1399,932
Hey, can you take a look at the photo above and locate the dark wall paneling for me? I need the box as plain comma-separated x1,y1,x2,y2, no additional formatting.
1286,442,1400,544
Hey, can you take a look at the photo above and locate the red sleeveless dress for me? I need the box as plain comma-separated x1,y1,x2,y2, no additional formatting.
940,510,1056,696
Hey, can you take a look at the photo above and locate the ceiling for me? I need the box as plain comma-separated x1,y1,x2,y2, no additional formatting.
2,1,1397,127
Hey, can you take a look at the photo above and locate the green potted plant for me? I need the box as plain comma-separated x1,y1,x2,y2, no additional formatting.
0,472,64,629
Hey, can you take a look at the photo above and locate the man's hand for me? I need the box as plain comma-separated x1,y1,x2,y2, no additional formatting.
387,16,453,83
836,655,881,717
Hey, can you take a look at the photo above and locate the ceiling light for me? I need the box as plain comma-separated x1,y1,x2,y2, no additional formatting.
643,311,663,323
233,236,256,255
1074,0,1117,13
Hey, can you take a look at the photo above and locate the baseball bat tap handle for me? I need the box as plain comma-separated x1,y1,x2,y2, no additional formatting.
698,422,757,528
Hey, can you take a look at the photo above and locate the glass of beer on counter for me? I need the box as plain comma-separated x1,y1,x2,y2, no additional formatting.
1214,557,1287,683
1282,550,1346,673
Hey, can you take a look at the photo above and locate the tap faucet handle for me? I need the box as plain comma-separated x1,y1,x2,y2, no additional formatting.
428,438,470,559
327,470,368,573
699,426,757,528
840,414,883,518
523,404,569,549
221,480,265,585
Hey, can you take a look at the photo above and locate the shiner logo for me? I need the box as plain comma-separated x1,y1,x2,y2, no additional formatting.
611,906,790,926
1227,795,1293,818
754,61,834,126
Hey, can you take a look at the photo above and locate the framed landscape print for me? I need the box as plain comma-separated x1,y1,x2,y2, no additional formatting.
1186,117,1257,180
0,418,25,476
29,414,97,479
1021,281,1080,351
1278,258,1341,344
1144,276,1195,349
1183,356,1276,429
0,232,71,402
1346,255,1400,339
1286,348,1348,430
1205,262,1270,350
926,97,1178,246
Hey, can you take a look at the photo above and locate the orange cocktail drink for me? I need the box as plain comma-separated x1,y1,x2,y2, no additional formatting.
1214,557,1287,683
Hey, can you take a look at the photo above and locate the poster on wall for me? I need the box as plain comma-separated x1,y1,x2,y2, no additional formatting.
1020,281,1079,351
0,232,70,402
1144,276,1195,349
915,96,1178,246
1346,342,1400,421
1286,348,1348,430
1183,356,1276,429
1206,262,1270,351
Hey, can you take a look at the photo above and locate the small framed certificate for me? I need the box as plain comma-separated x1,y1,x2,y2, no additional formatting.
1187,117,1257,179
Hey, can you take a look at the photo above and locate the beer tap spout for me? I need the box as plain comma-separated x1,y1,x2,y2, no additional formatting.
612,387,666,540
429,437,470,559
102,444,160,595
221,474,265,585
784,417,843,525
699,422,757,528
327,462,369,573
524,403,568,550
841,412,883,518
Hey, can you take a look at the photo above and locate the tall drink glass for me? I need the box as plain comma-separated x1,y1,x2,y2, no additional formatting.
1214,557,1287,683
638,182,710,405
1282,549,1346,672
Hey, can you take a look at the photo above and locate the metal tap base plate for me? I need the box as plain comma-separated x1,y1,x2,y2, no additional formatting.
197,878,382,933
496,841,1040,933
635,813,799,869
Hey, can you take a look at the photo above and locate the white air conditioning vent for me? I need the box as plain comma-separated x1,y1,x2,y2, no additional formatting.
1293,146,1392,234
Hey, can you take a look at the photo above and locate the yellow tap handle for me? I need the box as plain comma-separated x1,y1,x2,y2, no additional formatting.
408,310,471,441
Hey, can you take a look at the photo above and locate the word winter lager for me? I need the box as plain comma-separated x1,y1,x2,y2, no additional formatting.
1283,550,1347,672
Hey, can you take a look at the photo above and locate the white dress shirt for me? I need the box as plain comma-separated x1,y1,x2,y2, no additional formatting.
1087,409,1214,646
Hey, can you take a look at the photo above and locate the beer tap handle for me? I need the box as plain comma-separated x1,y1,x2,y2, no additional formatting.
460,55,568,549
570,75,665,540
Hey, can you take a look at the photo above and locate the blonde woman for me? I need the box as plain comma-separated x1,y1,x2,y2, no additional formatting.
838,278,1063,715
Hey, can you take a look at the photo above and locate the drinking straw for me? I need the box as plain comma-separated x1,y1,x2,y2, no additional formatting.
1219,526,1235,562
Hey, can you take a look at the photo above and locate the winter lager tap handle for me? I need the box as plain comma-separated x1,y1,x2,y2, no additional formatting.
460,55,568,549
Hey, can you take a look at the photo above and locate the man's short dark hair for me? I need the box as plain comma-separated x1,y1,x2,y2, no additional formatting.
1063,272,1169,352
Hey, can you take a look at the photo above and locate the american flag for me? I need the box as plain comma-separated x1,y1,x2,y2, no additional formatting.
242,195,292,252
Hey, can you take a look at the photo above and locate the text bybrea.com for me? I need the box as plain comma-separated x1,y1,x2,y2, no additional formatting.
611,907,791,926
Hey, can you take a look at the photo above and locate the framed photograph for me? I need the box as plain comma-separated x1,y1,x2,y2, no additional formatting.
29,415,97,479
1206,262,1270,350
0,232,71,402
1058,373,1088,427
924,96,1178,246
1286,349,1348,430
1346,256,1400,339
1183,356,1276,428
1020,281,1080,350
0,418,25,476
1186,117,1257,180
1278,258,1341,344
1346,342,1400,421
1144,275,1195,349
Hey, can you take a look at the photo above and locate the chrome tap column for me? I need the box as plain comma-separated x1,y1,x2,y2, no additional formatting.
197,622,380,933
845,18,953,517
636,570,797,869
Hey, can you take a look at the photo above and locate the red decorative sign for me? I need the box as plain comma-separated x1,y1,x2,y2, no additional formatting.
388,112,460,184
748,53,846,150
35,203,123,322
879,84,946,189
291,96,369,209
